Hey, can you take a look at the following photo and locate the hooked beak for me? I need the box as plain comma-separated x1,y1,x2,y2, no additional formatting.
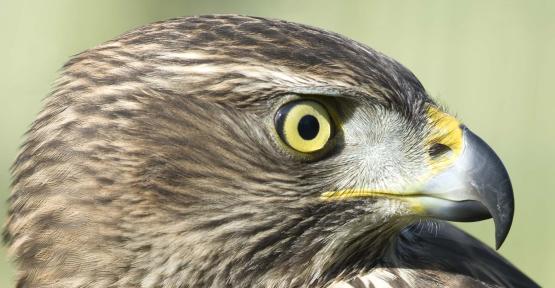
321,108,514,249
417,126,514,249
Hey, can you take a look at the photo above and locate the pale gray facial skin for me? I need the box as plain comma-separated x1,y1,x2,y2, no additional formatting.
5,15,534,288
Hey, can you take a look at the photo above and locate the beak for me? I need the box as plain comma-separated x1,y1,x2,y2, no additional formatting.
417,126,514,249
320,108,514,249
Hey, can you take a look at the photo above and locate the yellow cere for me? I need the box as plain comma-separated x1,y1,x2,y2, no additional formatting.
318,106,464,209
426,106,463,172
283,101,331,153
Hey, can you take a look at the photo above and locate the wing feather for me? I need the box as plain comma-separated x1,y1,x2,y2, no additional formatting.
330,222,538,288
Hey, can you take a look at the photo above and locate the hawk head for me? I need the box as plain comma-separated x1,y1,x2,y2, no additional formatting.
6,15,513,287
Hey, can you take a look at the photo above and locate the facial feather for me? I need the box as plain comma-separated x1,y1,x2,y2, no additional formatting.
6,15,437,287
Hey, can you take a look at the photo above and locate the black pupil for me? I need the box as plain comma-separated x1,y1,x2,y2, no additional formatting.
297,115,320,140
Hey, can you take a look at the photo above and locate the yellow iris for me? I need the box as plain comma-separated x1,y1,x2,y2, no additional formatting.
275,100,332,153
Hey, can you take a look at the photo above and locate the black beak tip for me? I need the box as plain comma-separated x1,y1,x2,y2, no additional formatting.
494,197,514,249
462,127,515,250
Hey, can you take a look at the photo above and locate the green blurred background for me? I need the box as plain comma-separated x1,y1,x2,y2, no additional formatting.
0,0,553,286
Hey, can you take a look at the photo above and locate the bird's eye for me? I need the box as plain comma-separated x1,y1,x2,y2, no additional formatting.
274,100,333,153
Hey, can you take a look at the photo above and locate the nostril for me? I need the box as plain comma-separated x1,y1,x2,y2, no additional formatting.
429,143,452,158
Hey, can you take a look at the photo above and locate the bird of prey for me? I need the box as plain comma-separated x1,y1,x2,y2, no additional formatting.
5,15,538,288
